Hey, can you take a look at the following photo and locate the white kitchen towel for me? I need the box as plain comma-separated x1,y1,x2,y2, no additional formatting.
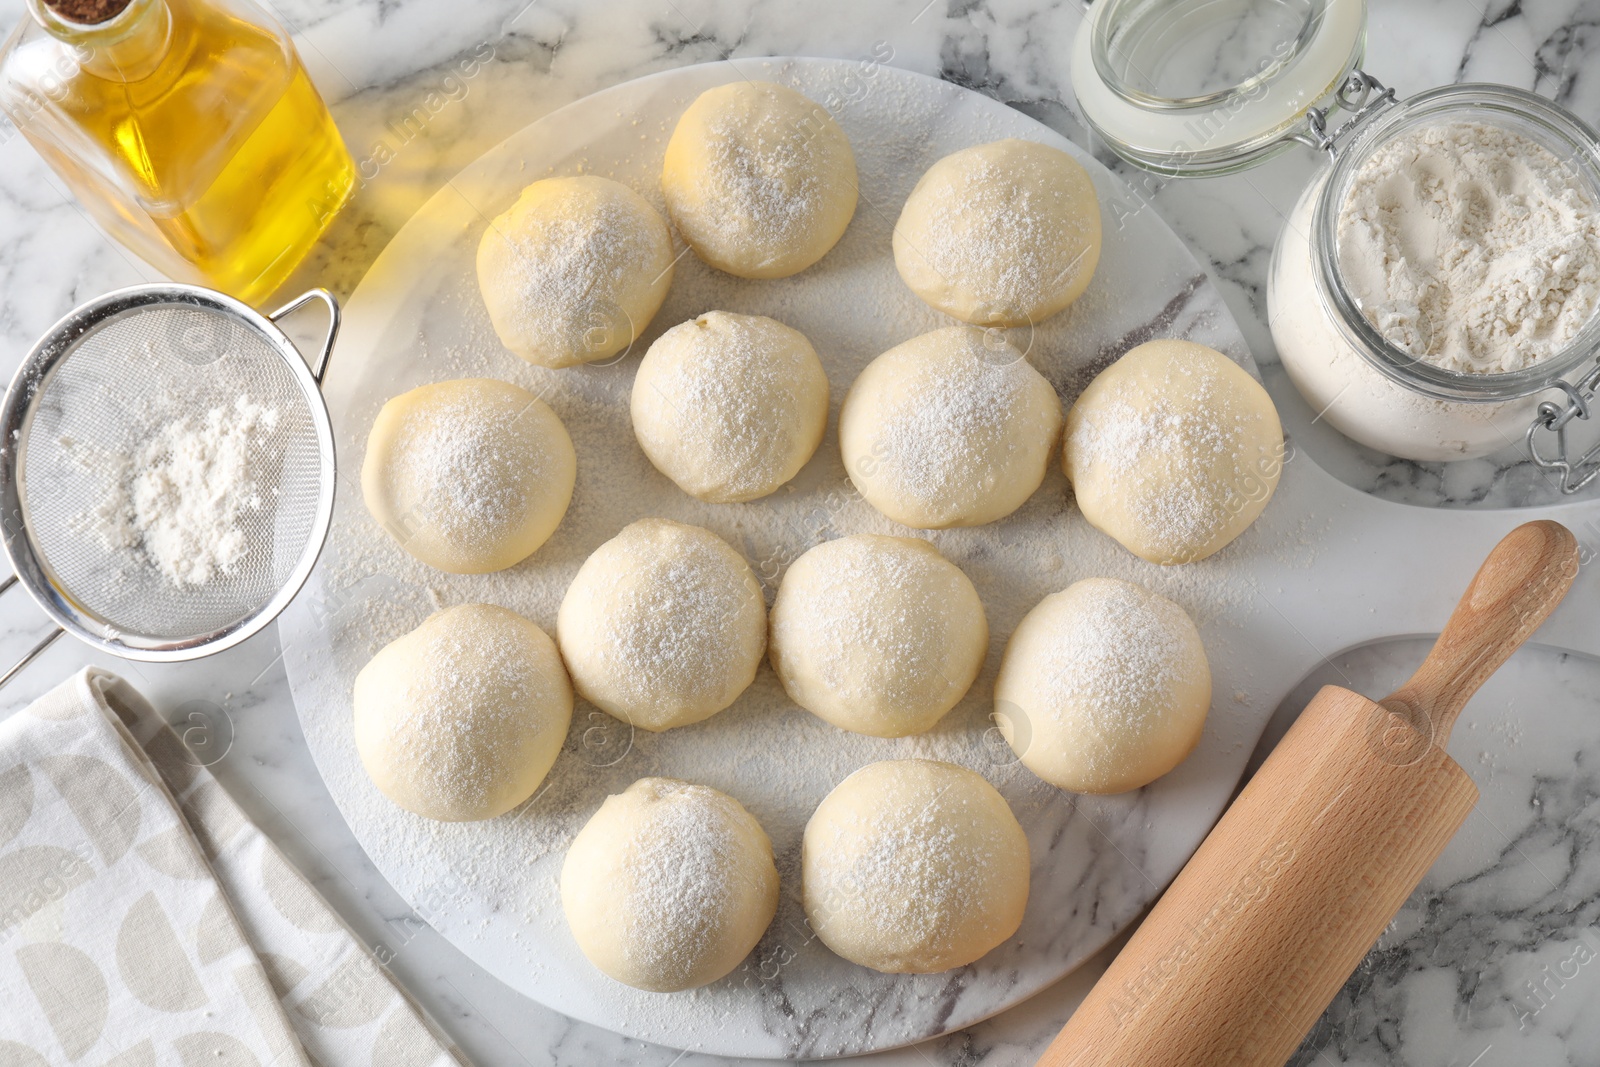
0,667,466,1067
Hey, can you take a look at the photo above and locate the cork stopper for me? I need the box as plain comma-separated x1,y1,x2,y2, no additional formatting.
44,0,133,23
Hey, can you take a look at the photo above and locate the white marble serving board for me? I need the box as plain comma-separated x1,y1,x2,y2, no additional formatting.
277,57,1600,1059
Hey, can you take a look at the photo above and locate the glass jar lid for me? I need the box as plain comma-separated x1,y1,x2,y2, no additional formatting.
1071,0,1368,175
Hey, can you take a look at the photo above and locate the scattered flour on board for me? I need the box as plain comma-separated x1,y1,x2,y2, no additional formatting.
280,60,1328,1046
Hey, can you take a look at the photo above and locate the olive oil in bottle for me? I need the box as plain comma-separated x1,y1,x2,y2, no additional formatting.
0,0,355,303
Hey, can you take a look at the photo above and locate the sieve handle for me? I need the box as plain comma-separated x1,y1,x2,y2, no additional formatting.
268,288,341,384
0,575,64,690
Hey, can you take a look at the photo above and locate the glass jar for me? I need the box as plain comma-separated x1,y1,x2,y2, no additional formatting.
1071,0,1600,489
0,0,355,305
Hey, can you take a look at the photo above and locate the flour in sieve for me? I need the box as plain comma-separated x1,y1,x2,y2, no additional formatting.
74,394,280,587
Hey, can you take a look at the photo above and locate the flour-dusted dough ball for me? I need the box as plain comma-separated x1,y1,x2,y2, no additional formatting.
893,139,1102,327
354,604,573,822
1063,339,1284,565
477,176,675,368
803,759,1029,973
362,378,577,574
557,518,766,731
631,312,829,502
840,326,1063,528
995,578,1210,794
561,777,779,992
769,535,987,738
662,81,858,279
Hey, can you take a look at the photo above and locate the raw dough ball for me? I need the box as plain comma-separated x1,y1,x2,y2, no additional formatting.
840,326,1063,528
662,81,858,279
477,176,675,368
561,777,779,992
362,378,577,574
994,578,1210,794
769,535,987,738
557,518,766,731
631,312,829,502
354,604,573,822
1063,339,1284,564
803,759,1029,973
893,139,1102,327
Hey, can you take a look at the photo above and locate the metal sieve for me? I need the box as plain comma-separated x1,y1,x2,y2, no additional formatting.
0,283,339,685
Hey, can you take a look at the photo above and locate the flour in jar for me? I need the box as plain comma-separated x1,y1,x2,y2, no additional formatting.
1336,120,1600,374
76,395,280,586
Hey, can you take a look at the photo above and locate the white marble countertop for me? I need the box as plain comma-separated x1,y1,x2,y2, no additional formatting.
1,0,1598,1063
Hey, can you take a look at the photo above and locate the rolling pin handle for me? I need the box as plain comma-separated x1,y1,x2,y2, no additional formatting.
1380,520,1578,746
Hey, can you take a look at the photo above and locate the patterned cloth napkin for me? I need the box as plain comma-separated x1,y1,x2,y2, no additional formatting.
0,667,465,1067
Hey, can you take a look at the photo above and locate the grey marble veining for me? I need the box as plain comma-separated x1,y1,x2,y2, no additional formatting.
0,0,1596,1062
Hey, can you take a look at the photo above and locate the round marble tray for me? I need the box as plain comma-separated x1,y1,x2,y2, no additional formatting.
277,58,1600,1059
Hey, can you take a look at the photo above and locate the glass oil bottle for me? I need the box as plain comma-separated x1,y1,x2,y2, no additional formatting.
0,0,355,304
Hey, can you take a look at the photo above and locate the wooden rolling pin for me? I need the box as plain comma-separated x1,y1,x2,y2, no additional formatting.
1039,519,1579,1067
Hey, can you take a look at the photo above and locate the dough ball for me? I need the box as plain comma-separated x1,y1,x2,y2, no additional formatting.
769,535,987,738
662,81,858,279
803,759,1029,973
354,604,573,822
631,312,829,503
557,518,766,731
840,326,1063,528
1063,339,1283,564
893,139,1101,327
477,176,675,368
561,777,779,992
362,378,577,574
994,578,1210,794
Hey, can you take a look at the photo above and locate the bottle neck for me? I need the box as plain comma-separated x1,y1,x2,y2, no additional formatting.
28,0,173,82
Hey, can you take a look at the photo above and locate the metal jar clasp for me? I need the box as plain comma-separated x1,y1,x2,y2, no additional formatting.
1288,70,1400,155
1528,359,1600,494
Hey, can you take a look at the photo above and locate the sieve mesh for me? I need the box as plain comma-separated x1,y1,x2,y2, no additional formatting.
19,302,326,642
